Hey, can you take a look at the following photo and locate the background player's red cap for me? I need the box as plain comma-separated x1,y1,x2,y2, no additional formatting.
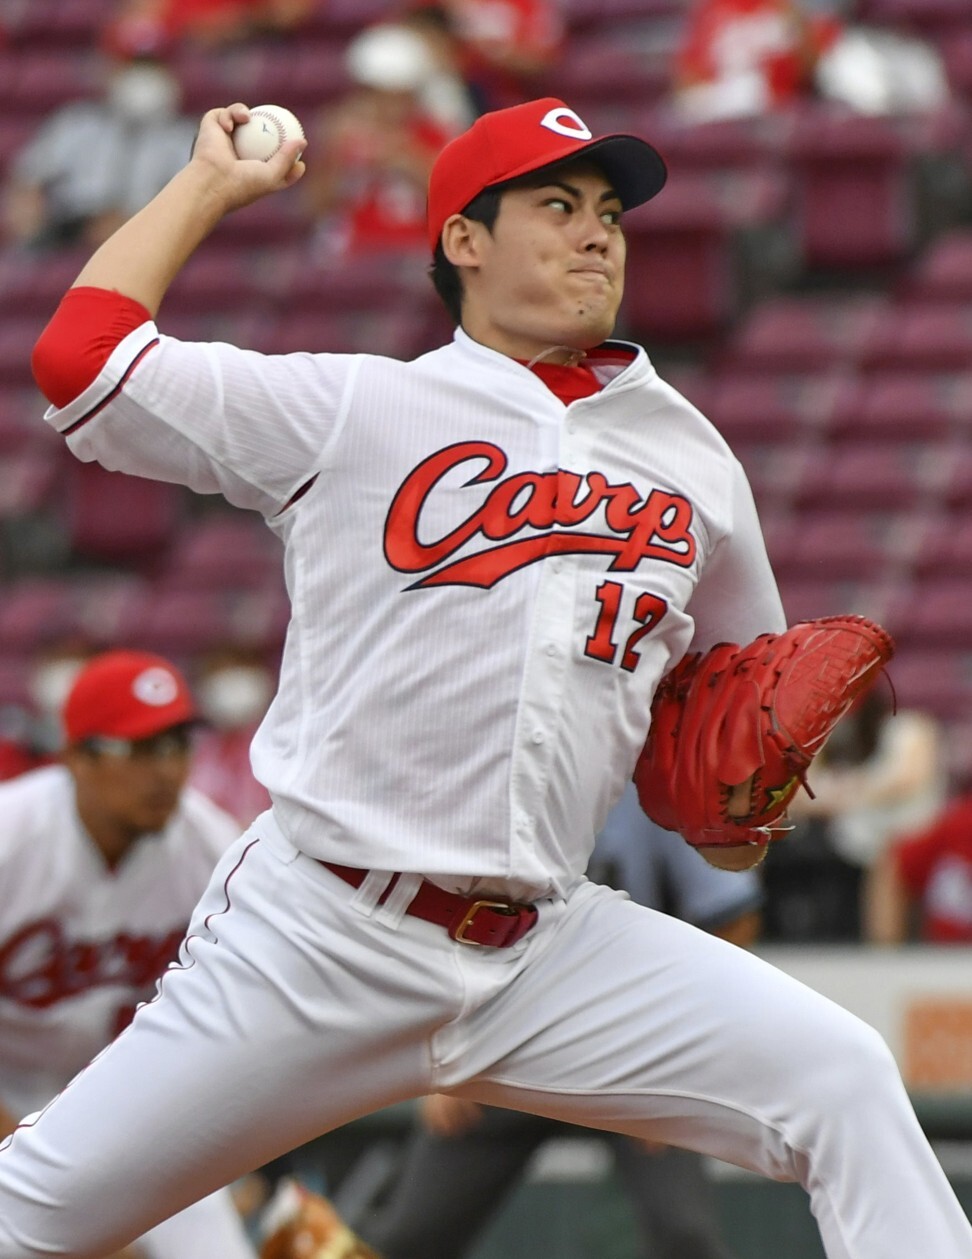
63,650,196,744
426,97,667,252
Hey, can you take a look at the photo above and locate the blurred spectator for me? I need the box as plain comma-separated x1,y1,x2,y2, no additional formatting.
765,689,946,941
1,24,196,250
673,0,839,123
406,0,565,113
302,21,461,262
189,646,273,828
866,793,972,944
108,0,314,50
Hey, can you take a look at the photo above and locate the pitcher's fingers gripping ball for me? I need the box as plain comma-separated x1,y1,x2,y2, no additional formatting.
634,615,896,848
232,105,305,162
259,1180,380,1259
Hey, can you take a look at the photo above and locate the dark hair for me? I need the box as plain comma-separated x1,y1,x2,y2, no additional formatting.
429,187,504,325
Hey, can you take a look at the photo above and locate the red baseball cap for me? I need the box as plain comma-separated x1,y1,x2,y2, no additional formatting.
426,97,667,252
63,650,196,745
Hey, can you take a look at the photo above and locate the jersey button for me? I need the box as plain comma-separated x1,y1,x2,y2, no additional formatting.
532,730,545,745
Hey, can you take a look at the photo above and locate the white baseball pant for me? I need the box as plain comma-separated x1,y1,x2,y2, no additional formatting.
0,817,969,1259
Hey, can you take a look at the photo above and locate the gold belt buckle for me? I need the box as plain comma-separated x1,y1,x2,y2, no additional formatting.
452,899,517,944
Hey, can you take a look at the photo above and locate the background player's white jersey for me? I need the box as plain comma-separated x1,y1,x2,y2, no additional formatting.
46,325,784,900
0,765,240,1119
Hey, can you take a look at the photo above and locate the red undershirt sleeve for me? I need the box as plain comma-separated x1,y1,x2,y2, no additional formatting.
31,287,154,409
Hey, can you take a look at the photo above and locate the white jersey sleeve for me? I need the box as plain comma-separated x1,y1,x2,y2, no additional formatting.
43,322,361,516
683,455,786,652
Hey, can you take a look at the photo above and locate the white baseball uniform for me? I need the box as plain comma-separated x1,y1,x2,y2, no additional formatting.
0,764,256,1259
0,323,969,1258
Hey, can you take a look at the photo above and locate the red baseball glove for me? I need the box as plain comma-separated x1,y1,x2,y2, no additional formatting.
633,615,895,848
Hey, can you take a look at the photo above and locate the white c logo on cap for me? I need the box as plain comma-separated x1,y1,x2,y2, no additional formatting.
133,667,179,707
540,107,592,141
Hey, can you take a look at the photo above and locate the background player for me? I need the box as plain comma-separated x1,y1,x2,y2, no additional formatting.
0,649,256,1259
0,97,968,1259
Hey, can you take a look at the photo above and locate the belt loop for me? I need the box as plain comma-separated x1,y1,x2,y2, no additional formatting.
373,873,423,928
350,870,396,917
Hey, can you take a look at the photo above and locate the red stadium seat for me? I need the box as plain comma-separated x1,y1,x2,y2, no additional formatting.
161,514,282,591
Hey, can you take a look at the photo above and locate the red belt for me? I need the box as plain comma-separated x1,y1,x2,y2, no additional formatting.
319,862,538,948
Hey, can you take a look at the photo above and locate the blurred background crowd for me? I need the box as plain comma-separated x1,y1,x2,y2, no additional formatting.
2,0,972,948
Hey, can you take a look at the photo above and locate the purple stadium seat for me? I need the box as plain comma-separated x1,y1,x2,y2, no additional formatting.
889,577,972,647
61,461,183,566
111,587,238,657
0,320,46,387
792,443,928,510
940,27,972,100
859,300,972,370
0,578,77,652
903,229,972,301
775,575,873,625
884,649,971,719
936,443,972,508
771,511,894,581
788,105,916,269
0,248,92,319
165,251,266,316
718,294,887,371
621,169,791,341
826,370,963,443
705,371,840,444
908,511,972,575
162,514,282,591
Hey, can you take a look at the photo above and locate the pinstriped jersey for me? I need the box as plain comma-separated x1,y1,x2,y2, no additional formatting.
44,325,785,901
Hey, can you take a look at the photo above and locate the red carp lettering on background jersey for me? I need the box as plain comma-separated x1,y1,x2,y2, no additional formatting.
0,919,186,1009
384,441,697,590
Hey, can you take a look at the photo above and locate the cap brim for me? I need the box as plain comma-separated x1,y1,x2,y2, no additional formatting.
489,133,667,211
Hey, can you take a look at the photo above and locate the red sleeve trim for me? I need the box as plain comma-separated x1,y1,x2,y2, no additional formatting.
32,287,154,408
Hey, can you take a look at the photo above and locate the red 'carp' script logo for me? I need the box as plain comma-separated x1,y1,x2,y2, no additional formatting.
384,441,697,589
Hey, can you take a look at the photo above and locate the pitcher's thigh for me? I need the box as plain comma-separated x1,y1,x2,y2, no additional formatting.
464,886,895,1178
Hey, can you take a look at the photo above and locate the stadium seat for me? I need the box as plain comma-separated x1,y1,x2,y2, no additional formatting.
621,169,791,341
884,649,971,720
61,461,184,566
769,511,895,580
826,370,964,443
788,105,917,269
165,250,267,316
717,293,887,371
902,228,972,300
888,576,972,647
0,247,93,319
161,514,282,591
792,443,929,510
705,371,841,444
111,586,239,657
0,578,77,651
775,575,874,625
0,320,47,387
907,511,972,574
858,300,972,370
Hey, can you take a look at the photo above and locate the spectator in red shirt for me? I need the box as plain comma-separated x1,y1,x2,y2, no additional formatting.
866,794,972,944
109,0,313,49
302,21,460,261
674,0,838,122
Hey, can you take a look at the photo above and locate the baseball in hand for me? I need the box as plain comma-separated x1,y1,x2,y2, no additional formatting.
232,105,305,162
